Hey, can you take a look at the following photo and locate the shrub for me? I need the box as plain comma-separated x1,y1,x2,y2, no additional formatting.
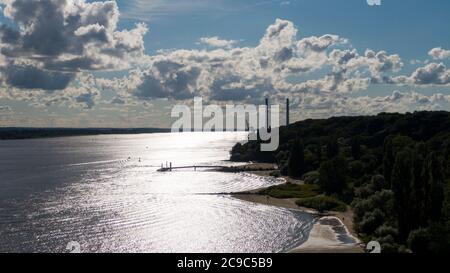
295,196,347,212
348,160,365,178
270,171,281,178
407,228,431,253
303,171,320,184
375,224,398,238
260,183,320,199
359,209,385,234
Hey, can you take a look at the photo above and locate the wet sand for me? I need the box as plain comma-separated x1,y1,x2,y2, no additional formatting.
291,216,363,253
223,163,363,253
232,193,363,253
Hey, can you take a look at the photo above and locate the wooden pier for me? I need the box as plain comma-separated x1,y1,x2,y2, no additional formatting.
157,165,227,172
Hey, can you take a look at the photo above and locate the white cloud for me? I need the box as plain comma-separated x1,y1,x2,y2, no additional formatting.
198,36,238,49
429,47,450,60
393,62,450,85
0,0,148,91
296,90,450,119
1,2,449,125
96,19,402,105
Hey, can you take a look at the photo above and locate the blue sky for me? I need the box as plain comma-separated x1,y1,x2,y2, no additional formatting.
116,0,450,63
0,0,449,127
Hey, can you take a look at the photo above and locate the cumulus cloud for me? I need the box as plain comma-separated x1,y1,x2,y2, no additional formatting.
99,18,403,104
393,63,450,85
429,47,450,60
1,64,75,91
198,36,238,48
329,49,403,79
1,5,448,122
75,91,98,109
298,34,346,53
0,0,148,90
296,90,450,119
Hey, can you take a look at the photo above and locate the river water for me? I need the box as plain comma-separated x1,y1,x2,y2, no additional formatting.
0,132,314,253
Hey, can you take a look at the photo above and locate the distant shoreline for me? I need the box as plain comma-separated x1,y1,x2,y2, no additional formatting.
0,128,171,140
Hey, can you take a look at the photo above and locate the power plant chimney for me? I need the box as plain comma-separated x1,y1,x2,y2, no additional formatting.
286,98,290,126
265,98,269,129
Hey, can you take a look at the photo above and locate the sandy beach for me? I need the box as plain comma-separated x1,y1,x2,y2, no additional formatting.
232,193,364,253
227,162,364,253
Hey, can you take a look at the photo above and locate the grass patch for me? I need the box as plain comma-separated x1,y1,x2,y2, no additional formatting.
260,183,320,199
295,196,347,212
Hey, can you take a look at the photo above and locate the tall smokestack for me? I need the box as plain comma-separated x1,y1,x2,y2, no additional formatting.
286,98,290,126
265,98,269,129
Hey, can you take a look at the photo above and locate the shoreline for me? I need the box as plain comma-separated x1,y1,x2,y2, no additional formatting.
226,163,364,253
232,193,363,253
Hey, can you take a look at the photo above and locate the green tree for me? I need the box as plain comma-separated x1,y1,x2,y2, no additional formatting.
288,139,306,178
351,136,362,160
442,140,450,178
326,137,339,159
383,136,395,186
391,149,414,242
422,152,445,222
407,228,431,254
319,157,346,195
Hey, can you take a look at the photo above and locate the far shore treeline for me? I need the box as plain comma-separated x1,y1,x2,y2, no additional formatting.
231,111,450,253
0,128,171,140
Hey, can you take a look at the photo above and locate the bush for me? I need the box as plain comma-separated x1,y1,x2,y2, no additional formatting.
354,184,374,199
375,224,398,238
371,175,387,191
407,228,431,253
270,170,281,178
295,196,347,212
303,171,320,184
260,183,320,199
359,209,385,234
348,160,365,178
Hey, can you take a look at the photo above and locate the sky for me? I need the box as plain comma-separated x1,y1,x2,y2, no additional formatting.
0,0,449,128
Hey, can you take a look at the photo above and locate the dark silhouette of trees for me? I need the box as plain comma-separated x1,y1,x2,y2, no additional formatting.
326,137,339,159
423,152,444,223
390,146,445,244
351,136,362,160
391,149,415,241
383,136,395,187
288,139,306,178
319,157,346,195
230,111,450,253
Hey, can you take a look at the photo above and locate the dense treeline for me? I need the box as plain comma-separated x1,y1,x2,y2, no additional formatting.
231,111,450,253
0,128,170,140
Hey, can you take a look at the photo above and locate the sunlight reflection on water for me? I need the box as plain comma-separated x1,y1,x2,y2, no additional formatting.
0,132,314,253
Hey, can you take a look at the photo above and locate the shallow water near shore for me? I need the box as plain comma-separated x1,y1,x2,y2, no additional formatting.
0,132,315,253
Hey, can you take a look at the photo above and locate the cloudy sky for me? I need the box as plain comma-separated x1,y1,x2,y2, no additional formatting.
0,0,449,128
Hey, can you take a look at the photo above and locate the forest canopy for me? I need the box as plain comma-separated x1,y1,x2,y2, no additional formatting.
231,111,450,253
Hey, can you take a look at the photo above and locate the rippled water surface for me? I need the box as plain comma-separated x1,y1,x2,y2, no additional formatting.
0,132,314,253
